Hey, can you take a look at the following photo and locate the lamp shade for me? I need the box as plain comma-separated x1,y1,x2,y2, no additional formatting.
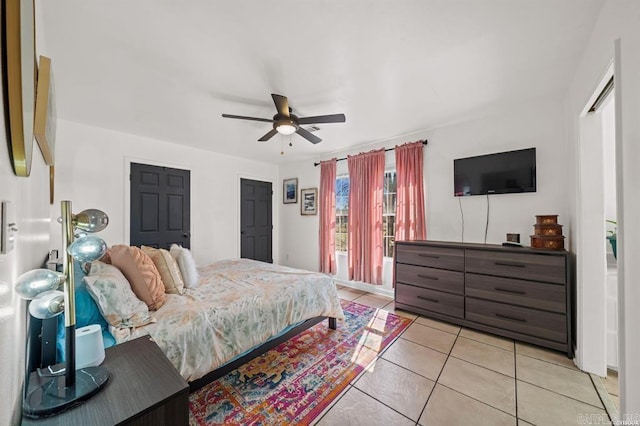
14,269,65,299
73,209,109,233
28,290,65,319
68,235,107,263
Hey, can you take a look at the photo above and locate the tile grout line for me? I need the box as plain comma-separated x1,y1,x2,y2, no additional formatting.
589,373,618,424
435,382,518,419
315,298,408,425
414,324,463,424
447,353,515,380
320,299,419,424
516,379,608,411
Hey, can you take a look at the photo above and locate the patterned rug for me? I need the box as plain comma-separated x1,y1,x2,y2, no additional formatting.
189,300,412,425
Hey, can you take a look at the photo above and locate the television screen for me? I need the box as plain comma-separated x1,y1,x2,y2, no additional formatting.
454,148,536,196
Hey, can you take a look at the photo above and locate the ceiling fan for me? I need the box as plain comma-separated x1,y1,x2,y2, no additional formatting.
221,94,346,144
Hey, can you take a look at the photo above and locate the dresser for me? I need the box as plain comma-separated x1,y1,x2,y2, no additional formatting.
394,241,574,357
22,336,189,426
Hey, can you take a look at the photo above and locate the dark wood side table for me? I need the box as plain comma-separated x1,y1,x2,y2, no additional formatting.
22,336,189,425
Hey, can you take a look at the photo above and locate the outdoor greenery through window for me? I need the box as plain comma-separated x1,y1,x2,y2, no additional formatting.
382,171,397,257
334,172,397,257
335,176,349,252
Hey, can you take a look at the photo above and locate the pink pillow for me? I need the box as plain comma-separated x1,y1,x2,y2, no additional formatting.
110,245,166,310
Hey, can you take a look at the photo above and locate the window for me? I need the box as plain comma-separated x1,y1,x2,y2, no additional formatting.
335,176,349,252
334,171,397,257
383,171,397,257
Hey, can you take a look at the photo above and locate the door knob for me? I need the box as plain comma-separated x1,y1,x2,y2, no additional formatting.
183,232,190,238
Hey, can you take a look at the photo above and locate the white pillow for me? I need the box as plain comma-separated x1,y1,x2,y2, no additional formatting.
169,244,199,288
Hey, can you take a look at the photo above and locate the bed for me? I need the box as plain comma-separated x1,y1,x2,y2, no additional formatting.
28,256,344,393
100,258,344,390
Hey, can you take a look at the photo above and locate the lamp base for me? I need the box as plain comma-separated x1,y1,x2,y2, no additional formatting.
23,366,109,419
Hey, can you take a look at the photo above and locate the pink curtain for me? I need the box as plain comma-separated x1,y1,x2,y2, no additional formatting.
395,140,426,241
347,149,385,285
319,159,337,274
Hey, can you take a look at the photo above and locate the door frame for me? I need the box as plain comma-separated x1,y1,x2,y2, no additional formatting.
124,157,193,248
575,64,613,376
237,173,278,263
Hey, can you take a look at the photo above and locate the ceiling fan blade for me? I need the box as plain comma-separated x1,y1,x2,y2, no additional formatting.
258,128,279,142
296,127,322,144
222,114,274,123
271,94,290,117
297,114,346,125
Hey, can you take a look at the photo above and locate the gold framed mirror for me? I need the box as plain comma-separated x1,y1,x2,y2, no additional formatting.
6,0,36,177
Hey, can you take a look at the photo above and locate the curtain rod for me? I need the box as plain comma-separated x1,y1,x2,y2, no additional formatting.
313,140,428,167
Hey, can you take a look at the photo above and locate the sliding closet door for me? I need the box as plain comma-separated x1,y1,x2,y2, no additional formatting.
130,163,191,249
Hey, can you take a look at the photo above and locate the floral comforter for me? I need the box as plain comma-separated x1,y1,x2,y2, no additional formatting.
112,258,344,381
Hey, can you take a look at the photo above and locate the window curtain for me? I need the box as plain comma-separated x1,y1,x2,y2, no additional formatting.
395,140,426,241
319,159,337,274
347,149,385,285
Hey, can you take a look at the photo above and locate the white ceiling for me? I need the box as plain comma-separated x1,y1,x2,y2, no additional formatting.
37,0,603,164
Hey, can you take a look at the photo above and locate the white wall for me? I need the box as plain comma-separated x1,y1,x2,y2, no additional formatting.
279,95,570,295
52,120,280,266
0,81,51,425
566,0,640,414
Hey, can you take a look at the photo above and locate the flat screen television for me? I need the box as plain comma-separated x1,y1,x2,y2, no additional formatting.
454,148,536,196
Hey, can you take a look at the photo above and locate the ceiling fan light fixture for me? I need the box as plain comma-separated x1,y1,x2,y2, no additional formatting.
276,123,297,135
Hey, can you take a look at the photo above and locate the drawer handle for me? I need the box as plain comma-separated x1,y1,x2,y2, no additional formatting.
494,287,526,295
495,262,526,268
495,313,527,323
417,295,439,303
417,274,439,281
418,254,440,259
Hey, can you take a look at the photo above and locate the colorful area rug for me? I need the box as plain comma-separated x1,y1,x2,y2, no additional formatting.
189,300,412,425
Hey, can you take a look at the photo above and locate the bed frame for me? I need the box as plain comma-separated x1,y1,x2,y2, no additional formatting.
27,316,338,393
188,316,337,392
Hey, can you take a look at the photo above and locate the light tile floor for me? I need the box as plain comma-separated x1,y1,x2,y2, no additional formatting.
315,287,615,426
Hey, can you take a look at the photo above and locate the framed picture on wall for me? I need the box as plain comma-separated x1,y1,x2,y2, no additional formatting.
300,188,317,215
283,178,298,204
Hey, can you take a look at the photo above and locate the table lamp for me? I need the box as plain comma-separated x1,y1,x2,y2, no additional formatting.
14,201,110,418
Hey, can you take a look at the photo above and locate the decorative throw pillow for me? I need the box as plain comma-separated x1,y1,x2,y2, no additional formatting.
110,245,166,310
99,247,112,264
141,246,185,294
169,244,199,288
84,261,154,328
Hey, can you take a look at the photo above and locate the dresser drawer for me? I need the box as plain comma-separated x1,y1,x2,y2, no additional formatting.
396,244,464,271
465,250,566,284
396,264,464,295
466,298,566,343
396,283,464,318
465,273,566,313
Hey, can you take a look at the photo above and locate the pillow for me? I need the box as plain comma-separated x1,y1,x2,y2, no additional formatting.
169,244,199,288
99,246,112,264
141,246,185,294
109,245,166,310
84,261,154,328
56,260,115,363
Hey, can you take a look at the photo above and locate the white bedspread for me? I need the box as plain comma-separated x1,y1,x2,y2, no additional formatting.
111,259,344,381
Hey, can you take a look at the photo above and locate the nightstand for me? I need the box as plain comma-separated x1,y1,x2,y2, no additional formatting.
22,336,189,425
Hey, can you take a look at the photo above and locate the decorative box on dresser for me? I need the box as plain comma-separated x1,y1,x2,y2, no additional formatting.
394,240,574,357
22,336,189,426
